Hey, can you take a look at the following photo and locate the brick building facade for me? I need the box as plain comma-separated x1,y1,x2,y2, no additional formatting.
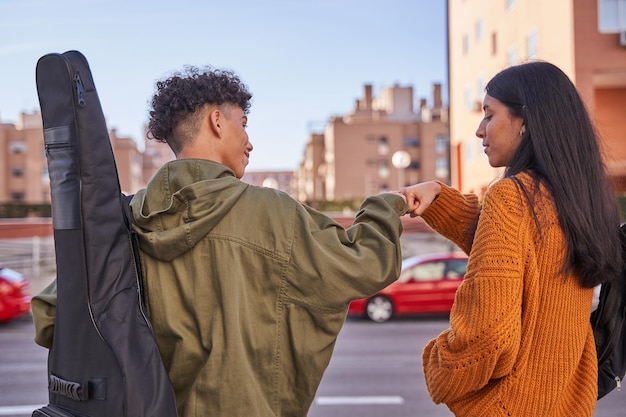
448,0,626,194
0,112,173,204
293,83,449,205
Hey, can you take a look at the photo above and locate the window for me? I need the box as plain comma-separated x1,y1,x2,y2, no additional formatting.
41,167,49,184
507,46,518,67
401,261,446,282
436,135,447,154
465,139,475,163
598,0,626,33
476,75,485,100
404,137,420,147
436,158,449,179
491,32,498,55
377,136,389,155
11,167,25,177
9,142,26,154
526,29,538,59
475,18,484,42
506,0,516,10
446,260,468,278
378,160,390,178
463,33,470,54
11,192,25,201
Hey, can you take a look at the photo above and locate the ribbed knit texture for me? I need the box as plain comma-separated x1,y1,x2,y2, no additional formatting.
421,173,596,416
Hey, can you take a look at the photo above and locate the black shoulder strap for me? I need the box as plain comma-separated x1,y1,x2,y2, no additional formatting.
593,223,626,399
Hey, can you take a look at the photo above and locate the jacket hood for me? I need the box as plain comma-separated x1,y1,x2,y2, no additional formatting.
130,159,247,261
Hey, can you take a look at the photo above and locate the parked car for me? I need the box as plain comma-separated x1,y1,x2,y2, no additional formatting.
348,252,469,322
0,266,31,322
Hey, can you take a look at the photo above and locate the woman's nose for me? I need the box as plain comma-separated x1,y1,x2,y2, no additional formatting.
475,121,485,139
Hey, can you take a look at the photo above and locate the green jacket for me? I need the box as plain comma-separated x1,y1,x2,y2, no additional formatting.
33,158,408,417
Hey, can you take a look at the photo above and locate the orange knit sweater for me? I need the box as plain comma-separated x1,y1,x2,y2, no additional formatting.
421,173,596,416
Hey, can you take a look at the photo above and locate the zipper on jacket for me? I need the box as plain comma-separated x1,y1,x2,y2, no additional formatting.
616,375,622,391
73,72,86,107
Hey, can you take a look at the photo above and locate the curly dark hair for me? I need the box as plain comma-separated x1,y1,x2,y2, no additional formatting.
147,66,252,154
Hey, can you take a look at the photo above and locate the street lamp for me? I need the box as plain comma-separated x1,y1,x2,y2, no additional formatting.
262,177,279,189
392,150,411,189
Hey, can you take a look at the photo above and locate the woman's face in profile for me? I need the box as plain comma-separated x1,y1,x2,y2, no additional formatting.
475,94,525,167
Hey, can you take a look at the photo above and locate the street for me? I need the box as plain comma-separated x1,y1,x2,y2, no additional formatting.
309,316,453,417
0,317,48,417
1,315,625,416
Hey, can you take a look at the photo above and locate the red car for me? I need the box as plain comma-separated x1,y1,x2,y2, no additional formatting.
348,252,469,322
0,266,31,322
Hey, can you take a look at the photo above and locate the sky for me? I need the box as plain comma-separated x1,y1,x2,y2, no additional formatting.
0,0,447,171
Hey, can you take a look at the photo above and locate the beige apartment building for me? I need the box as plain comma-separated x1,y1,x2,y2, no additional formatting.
0,112,49,204
448,0,626,194
242,170,294,195
141,132,175,187
2,83,448,208
294,83,449,205
0,111,171,205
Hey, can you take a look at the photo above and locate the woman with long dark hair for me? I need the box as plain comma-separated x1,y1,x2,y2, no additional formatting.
402,61,623,416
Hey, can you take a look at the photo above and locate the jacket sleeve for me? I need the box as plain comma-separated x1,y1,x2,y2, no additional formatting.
422,179,524,404
285,193,407,310
31,278,57,349
420,181,481,255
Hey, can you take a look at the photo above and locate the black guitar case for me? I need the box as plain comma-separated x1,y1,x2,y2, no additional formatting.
33,50,177,417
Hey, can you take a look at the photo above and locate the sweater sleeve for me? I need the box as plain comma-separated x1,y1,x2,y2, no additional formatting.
422,178,524,404
420,182,481,254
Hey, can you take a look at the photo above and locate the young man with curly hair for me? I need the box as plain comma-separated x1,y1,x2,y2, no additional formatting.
33,66,410,417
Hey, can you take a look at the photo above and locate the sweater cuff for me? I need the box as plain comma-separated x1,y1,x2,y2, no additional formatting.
421,182,479,240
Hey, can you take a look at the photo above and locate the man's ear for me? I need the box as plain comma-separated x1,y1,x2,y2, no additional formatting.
208,108,222,137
